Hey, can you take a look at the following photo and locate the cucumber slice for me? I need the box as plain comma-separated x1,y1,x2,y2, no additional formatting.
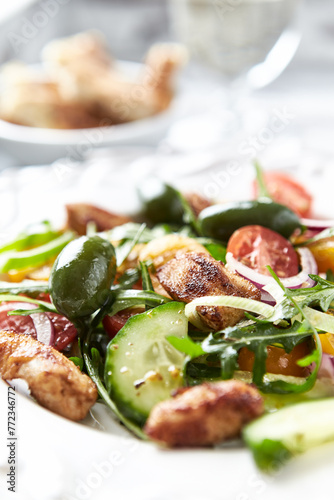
243,398,334,471
105,301,187,426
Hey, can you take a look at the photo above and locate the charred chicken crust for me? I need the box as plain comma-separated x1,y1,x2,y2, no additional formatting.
0,331,97,421
145,380,264,447
156,252,261,330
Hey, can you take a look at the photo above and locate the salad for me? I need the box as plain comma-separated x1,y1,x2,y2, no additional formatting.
1,164,334,473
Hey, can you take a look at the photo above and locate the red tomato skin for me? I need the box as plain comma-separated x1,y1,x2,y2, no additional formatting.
103,314,128,339
254,172,313,218
227,225,299,278
0,302,77,351
0,310,36,337
46,313,77,351
103,309,144,339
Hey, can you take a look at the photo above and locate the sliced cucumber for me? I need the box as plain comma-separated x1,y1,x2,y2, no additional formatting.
105,301,187,426
243,398,334,472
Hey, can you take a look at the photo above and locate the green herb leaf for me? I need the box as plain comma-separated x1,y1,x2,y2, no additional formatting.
0,280,49,295
108,290,171,317
202,320,318,394
167,336,205,359
115,224,146,267
82,334,146,439
69,356,84,370
0,294,57,313
139,261,154,292
254,160,271,200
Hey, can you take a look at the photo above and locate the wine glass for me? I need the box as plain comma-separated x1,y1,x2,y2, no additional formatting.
167,0,302,150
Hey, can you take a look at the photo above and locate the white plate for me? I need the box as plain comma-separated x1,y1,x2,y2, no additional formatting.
1,150,334,500
0,61,184,165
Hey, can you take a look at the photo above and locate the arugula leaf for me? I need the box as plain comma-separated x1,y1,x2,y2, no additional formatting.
115,224,146,267
107,290,171,317
139,261,155,311
326,269,334,283
0,294,57,313
113,268,140,290
203,242,226,263
186,362,222,384
69,356,84,370
278,275,334,314
82,338,146,440
139,261,154,292
254,160,271,200
0,280,49,295
202,321,318,393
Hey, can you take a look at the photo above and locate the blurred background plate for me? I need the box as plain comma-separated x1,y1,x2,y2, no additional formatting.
0,60,188,165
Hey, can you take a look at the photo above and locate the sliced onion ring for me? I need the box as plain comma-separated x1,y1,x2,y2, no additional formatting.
226,247,318,290
318,353,334,381
302,218,334,231
30,312,55,346
0,301,55,346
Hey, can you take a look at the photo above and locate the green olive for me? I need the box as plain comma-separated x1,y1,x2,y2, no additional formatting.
137,178,184,225
49,235,116,320
199,200,301,242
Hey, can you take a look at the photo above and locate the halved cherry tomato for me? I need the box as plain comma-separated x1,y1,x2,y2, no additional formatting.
227,225,299,277
254,172,313,218
103,308,144,339
238,341,311,377
0,301,77,351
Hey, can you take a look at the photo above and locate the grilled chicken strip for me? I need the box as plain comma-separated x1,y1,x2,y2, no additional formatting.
145,380,264,447
0,331,97,421
157,252,260,330
66,203,132,235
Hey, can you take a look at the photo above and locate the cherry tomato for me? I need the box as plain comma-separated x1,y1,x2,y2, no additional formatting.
103,308,144,339
0,301,77,351
227,225,299,277
238,341,311,377
254,172,312,218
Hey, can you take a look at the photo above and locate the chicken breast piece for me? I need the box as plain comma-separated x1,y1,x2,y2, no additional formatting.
157,252,261,330
66,203,132,235
0,331,97,421
145,380,264,447
43,32,187,123
183,192,212,217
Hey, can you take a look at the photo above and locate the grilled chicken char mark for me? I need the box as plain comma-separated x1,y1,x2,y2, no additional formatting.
157,252,261,330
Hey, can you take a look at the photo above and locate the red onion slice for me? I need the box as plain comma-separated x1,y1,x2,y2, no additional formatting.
30,312,55,346
0,301,54,346
302,218,334,231
318,353,334,381
226,248,318,291
0,302,37,313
